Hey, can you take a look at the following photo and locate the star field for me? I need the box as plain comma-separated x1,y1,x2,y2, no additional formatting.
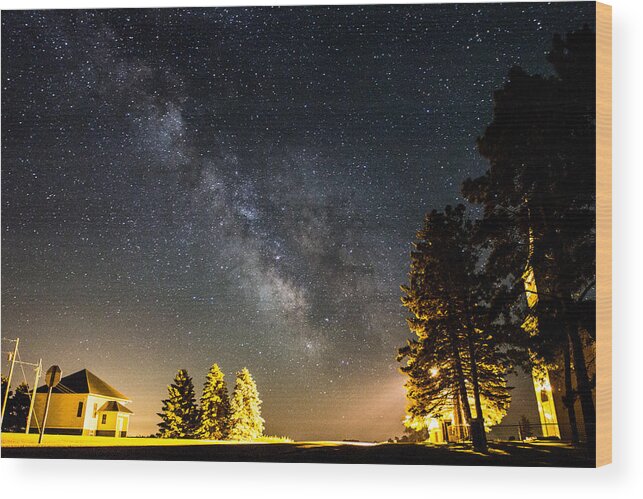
1,3,595,439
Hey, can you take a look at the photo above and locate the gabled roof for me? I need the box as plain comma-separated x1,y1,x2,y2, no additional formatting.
97,401,133,414
37,369,129,401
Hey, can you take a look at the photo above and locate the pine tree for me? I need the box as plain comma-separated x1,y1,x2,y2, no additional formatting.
196,363,231,440
228,368,264,441
398,205,510,452
157,369,198,439
462,26,597,452
1,382,31,432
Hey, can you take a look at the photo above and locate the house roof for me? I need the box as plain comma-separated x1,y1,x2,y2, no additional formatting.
97,400,133,414
37,369,129,401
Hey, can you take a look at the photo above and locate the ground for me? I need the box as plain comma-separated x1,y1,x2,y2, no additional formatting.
1,433,594,467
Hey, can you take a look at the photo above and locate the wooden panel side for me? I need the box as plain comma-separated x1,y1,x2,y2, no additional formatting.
595,1,612,468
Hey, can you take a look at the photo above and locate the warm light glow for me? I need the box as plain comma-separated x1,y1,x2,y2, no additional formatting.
427,417,440,430
531,366,561,439
522,231,561,440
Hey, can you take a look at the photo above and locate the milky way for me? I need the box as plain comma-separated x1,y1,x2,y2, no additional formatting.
1,3,595,439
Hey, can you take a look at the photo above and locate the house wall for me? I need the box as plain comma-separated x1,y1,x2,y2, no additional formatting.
32,393,88,435
31,393,131,436
96,411,130,437
82,395,128,435
532,367,561,438
83,395,101,434
121,414,130,434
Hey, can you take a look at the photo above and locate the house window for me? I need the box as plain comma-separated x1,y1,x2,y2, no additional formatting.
101,414,107,424
76,401,84,417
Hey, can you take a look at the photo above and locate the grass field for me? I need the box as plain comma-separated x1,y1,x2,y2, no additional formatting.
1,433,595,467
0,433,290,447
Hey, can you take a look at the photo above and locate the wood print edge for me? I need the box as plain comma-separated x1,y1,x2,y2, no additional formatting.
595,0,612,468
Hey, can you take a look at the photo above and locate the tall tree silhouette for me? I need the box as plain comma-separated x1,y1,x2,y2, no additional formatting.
1,382,31,432
398,205,510,452
463,26,596,452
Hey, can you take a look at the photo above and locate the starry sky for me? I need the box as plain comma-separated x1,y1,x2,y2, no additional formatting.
1,3,595,439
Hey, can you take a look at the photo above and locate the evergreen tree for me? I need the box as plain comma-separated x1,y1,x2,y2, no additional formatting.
1,382,31,432
228,368,264,441
1,376,9,414
398,205,510,452
196,363,231,440
462,26,596,451
157,369,198,439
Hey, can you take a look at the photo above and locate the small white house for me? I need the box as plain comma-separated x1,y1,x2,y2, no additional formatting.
33,369,133,437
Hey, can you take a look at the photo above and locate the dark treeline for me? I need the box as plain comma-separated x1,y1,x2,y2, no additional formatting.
398,26,596,455
1,377,31,433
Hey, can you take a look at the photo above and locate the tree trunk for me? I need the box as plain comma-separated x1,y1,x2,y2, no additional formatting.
451,338,473,423
452,389,465,441
529,193,595,454
569,325,596,456
466,327,488,452
559,288,595,455
563,333,580,444
446,318,484,451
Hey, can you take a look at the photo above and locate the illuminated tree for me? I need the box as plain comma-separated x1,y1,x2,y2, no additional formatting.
462,26,596,451
157,369,199,439
228,368,264,441
398,205,510,452
196,363,230,440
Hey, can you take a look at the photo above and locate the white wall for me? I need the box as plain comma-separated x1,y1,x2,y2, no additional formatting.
82,395,121,433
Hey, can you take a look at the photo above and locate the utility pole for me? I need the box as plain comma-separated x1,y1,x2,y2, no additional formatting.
25,358,42,434
1,337,19,421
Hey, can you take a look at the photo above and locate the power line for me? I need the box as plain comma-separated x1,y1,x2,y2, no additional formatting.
2,337,43,433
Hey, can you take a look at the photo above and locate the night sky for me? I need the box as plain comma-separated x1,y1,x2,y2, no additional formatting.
1,3,595,439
